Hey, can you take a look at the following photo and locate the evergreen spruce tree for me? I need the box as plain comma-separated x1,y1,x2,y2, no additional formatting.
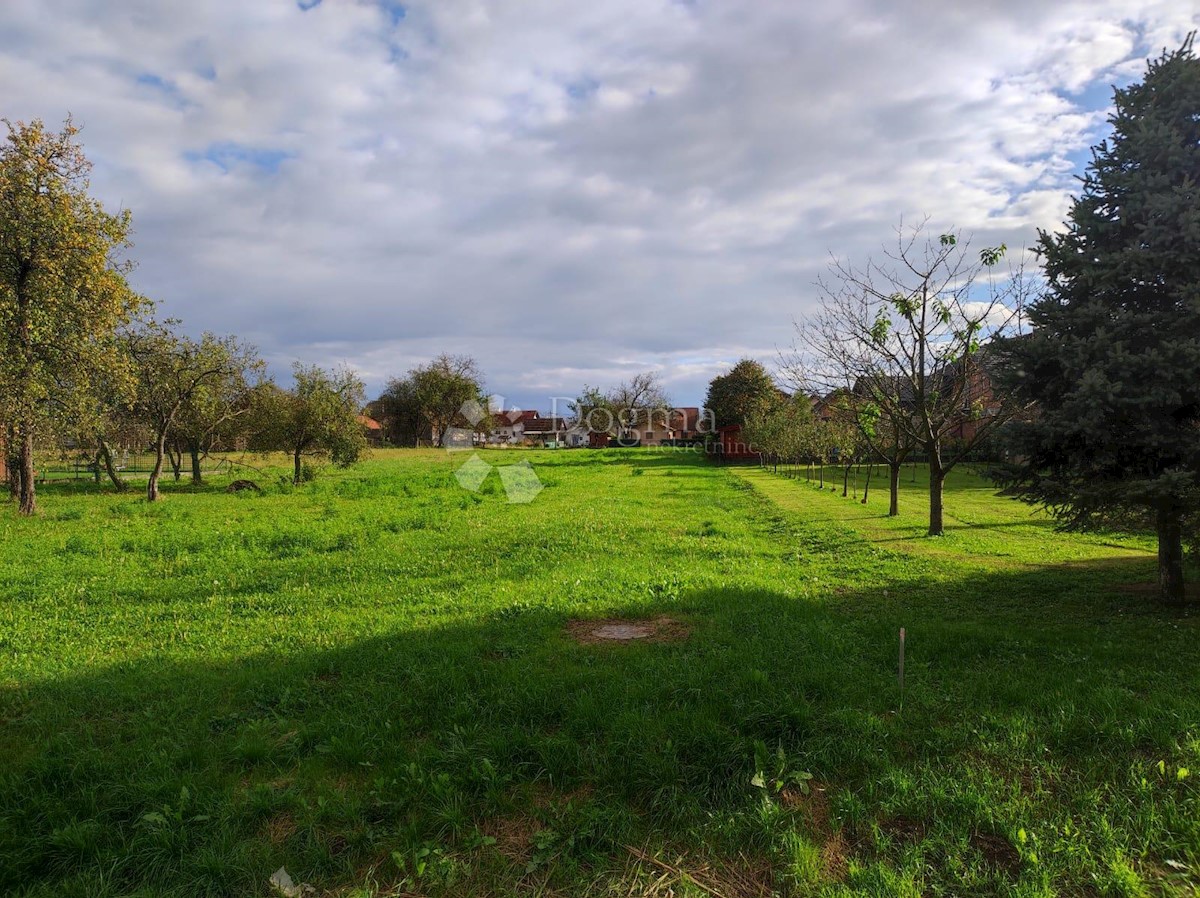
999,36,1200,604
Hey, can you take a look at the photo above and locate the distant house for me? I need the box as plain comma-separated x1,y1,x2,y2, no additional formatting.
811,391,843,423
490,409,541,444
356,414,384,447
717,424,759,462
523,416,568,446
564,421,592,447
562,406,710,448
612,407,709,446
947,354,1003,446
849,349,1004,450
488,408,713,448
668,407,706,442
634,421,670,445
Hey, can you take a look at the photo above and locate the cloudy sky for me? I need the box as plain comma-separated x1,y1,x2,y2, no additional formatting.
2,1,1194,409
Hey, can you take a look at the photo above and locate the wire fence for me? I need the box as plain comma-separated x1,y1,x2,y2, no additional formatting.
35,452,232,483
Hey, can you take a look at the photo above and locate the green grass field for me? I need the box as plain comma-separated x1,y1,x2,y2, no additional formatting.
1,449,1197,897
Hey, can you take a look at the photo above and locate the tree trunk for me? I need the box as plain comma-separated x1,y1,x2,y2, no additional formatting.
6,427,18,501
888,462,901,516
928,451,945,536
15,270,36,515
1156,504,1187,605
842,464,850,497
17,427,36,515
147,431,166,502
168,443,182,481
190,444,203,484
293,449,303,486
862,463,873,504
98,439,127,492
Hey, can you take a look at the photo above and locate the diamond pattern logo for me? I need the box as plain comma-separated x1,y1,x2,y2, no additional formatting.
498,460,544,504
449,400,545,503
459,399,487,427
453,453,492,492
444,426,475,452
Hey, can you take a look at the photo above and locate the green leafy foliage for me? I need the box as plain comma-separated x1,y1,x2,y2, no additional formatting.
703,358,779,430
256,364,367,484
379,354,486,448
0,117,142,514
123,320,261,500
751,741,813,796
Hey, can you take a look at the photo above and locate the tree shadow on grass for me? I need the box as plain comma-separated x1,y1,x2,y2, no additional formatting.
1,561,1197,897
29,473,271,502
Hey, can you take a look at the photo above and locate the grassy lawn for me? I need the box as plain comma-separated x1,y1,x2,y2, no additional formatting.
1,449,1197,897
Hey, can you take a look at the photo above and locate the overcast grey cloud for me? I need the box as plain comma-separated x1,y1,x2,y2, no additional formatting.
2,0,1195,408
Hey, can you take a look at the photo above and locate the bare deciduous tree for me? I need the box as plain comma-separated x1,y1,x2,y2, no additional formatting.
792,219,1032,535
607,372,672,441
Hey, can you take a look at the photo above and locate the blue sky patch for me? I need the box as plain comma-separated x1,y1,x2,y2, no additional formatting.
379,1,406,26
566,76,600,101
133,72,196,111
135,72,192,109
184,143,292,174
136,72,171,90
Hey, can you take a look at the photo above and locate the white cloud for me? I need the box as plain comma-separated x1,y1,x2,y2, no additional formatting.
2,0,1196,406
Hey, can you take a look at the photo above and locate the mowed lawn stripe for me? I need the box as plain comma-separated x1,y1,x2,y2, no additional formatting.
731,462,1157,574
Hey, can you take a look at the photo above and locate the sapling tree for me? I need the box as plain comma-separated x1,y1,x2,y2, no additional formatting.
796,219,1031,534
60,340,142,492
742,398,776,469
744,392,816,478
822,393,867,498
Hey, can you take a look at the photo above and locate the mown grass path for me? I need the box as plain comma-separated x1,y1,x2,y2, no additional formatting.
734,462,1157,572
0,450,1196,897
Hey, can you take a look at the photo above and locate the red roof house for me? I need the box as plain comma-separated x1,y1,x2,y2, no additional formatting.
717,424,759,461
356,414,384,446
